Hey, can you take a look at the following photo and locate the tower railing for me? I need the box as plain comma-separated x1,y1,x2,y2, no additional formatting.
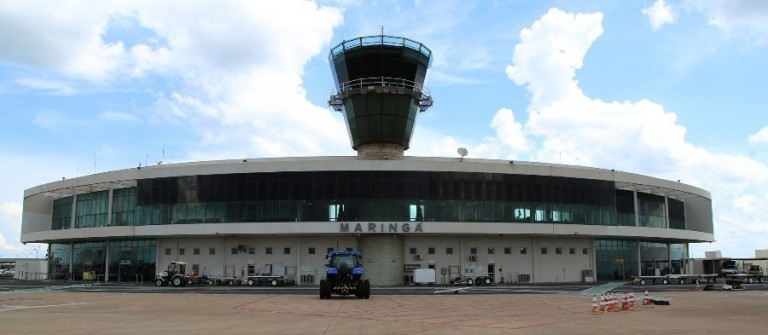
328,76,433,112
330,35,432,59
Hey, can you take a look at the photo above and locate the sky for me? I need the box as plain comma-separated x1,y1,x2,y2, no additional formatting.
1,0,768,259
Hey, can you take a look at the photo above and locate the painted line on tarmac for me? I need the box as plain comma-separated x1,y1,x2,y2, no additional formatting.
0,284,87,294
0,302,86,312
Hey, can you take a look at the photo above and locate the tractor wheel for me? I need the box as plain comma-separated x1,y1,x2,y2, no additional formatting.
270,279,278,286
156,278,165,287
228,279,235,286
466,278,474,286
362,279,371,299
747,277,754,284
661,279,669,285
247,279,255,286
172,277,183,287
319,279,330,299
484,277,492,285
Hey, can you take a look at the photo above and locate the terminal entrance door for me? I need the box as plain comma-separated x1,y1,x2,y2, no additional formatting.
612,258,625,280
487,264,495,283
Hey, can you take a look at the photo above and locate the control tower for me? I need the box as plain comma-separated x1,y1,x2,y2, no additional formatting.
329,35,433,160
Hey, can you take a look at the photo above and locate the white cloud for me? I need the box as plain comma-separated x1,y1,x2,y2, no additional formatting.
490,108,529,153
505,8,603,106
643,0,676,31
748,126,768,145
126,1,348,158
0,2,128,81
0,202,22,254
689,0,768,44
500,7,768,257
14,77,77,95
2,1,349,158
0,202,21,217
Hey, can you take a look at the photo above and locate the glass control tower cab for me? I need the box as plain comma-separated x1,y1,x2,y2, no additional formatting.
329,35,434,160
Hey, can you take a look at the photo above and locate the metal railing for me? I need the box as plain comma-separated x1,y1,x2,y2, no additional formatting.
330,35,431,59
329,77,433,112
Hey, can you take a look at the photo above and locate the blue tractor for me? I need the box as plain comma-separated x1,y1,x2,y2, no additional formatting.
320,250,370,299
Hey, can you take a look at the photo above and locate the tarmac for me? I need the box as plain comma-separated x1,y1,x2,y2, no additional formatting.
1,285,768,334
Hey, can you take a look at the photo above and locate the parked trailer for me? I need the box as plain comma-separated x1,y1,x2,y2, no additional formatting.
724,266,765,284
631,273,719,285
204,275,240,286
246,274,285,286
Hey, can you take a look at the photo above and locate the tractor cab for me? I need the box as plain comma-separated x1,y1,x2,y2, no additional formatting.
156,261,190,287
167,261,187,275
328,253,361,274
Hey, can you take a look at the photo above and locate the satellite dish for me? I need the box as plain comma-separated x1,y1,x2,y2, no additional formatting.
457,147,468,159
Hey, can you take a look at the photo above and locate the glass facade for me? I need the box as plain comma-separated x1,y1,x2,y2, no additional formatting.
595,239,639,281
640,241,668,276
638,193,666,228
73,241,105,280
52,196,73,230
615,190,635,226
49,243,72,279
112,187,138,226
668,198,686,230
75,190,109,228
49,171,693,229
108,239,157,282
126,171,618,226
597,239,689,280
49,239,156,281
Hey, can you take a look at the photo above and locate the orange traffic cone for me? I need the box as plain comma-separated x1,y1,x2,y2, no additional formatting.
592,295,600,313
610,293,620,312
621,293,629,310
642,290,652,306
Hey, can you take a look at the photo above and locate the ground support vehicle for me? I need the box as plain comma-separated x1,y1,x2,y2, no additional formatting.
156,261,192,287
203,275,240,286
319,250,370,299
453,263,493,286
630,273,719,285
453,274,493,286
723,266,765,284
246,274,285,286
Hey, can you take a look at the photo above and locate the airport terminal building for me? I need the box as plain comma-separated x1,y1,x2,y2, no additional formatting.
20,35,714,286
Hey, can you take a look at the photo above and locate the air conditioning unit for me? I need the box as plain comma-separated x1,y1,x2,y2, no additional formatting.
414,254,423,261
468,255,478,261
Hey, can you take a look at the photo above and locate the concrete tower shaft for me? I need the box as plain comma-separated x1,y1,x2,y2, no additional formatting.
329,35,433,160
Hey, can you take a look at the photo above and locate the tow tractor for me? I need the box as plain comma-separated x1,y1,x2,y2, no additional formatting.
156,261,191,287
319,250,370,299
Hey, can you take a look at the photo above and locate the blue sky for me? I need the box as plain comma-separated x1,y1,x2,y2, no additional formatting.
2,0,768,259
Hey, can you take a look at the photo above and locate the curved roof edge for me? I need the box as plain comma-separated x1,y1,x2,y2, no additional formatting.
24,156,711,201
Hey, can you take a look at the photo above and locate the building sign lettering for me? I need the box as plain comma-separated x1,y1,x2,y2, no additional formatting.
339,222,423,233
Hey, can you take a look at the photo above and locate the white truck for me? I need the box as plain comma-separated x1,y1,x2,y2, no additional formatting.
454,263,493,286
413,268,436,285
